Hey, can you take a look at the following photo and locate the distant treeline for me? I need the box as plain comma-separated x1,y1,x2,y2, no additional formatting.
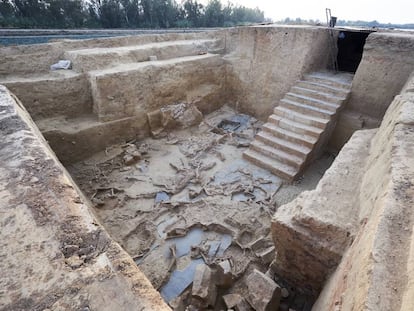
278,17,414,29
0,0,266,28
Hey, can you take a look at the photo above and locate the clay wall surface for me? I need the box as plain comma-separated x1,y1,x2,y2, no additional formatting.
90,54,226,122
223,26,334,120
329,32,414,150
0,85,171,310
0,31,226,163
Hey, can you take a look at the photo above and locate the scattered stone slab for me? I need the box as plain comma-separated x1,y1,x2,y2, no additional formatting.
255,246,275,265
65,255,84,269
223,294,251,311
192,264,217,307
216,259,233,288
123,144,142,165
246,269,281,311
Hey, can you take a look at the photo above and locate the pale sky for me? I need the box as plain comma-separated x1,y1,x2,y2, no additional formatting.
219,0,414,24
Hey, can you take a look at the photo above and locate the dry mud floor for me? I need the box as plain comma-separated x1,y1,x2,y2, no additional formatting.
67,106,334,310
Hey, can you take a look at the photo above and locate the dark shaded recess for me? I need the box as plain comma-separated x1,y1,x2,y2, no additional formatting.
337,31,370,73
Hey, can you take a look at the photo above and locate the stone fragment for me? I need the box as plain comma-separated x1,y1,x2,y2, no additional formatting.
149,55,158,61
123,154,135,165
256,246,275,265
281,287,290,298
223,294,241,308
188,186,203,200
192,264,217,307
161,102,203,129
65,255,84,269
249,236,272,252
216,259,233,288
138,143,150,155
169,296,185,311
223,294,251,311
246,269,281,311
236,301,252,311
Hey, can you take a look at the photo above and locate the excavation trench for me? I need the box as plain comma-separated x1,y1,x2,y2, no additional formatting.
64,105,334,310
3,26,412,311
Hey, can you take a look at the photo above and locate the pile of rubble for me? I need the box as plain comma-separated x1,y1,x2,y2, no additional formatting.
170,260,305,311
69,106,316,311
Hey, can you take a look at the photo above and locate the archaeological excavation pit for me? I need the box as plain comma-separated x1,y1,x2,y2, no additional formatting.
1,25,414,311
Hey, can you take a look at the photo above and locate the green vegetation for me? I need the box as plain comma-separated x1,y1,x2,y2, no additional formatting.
0,0,265,28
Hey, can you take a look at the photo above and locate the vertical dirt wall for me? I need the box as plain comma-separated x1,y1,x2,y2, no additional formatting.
0,84,171,310
223,26,334,120
329,32,414,150
312,74,414,311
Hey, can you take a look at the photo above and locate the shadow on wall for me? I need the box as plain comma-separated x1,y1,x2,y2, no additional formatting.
337,30,371,73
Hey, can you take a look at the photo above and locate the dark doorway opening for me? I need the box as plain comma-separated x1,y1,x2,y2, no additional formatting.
337,31,370,73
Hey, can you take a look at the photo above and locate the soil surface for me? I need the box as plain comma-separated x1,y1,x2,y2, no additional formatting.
68,106,334,310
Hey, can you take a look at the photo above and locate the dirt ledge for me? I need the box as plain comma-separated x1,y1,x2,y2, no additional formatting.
0,85,170,310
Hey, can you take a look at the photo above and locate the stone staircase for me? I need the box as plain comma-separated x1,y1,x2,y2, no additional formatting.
243,71,353,181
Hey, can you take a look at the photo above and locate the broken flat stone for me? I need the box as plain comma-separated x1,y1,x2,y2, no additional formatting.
256,246,275,265
249,236,272,252
216,259,233,288
192,264,217,307
123,154,136,165
188,186,203,199
223,294,242,308
223,294,251,311
65,255,84,269
246,269,281,311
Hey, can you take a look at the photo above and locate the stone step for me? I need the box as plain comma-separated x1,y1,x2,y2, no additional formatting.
304,73,353,90
255,131,311,160
285,92,341,112
279,98,334,120
244,70,353,181
243,149,298,181
291,86,346,103
296,81,349,98
268,114,323,138
89,53,225,122
273,106,329,129
250,141,303,169
65,39,221,72
262,123,317,148
0,71,92,120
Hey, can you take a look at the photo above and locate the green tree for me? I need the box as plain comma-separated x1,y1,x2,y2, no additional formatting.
204,0,223,27
183,0,203,27
100,0,123,28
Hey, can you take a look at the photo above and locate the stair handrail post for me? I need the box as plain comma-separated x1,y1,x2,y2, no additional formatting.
326,8,338,72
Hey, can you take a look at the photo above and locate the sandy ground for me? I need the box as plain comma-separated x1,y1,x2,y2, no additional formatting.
67,106,334,310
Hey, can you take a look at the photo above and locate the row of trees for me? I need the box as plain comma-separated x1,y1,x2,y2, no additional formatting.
0,0,266,28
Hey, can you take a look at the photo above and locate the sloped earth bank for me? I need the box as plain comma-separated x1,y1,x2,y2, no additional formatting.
68,106,334,310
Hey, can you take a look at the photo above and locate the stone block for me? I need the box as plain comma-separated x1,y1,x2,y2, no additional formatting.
216,259,233,288
246,269,281,311
223,294,251,311
192,264,217,307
